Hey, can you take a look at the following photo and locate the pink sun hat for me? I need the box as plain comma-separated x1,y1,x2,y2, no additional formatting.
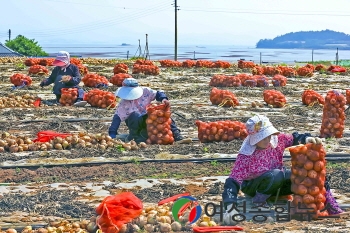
52,51,70,67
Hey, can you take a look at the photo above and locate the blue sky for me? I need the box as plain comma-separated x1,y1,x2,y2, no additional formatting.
1,0,350,46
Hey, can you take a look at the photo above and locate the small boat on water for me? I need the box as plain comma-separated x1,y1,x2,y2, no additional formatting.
121,43,131,46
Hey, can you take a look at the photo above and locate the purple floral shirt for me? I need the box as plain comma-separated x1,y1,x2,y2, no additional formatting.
229,133,294,184
116,87,157,121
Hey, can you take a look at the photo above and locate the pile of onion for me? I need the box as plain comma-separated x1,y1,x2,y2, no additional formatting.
145,103,174,145
132,64,160,75
110,73,132,86
320,90,346,138
84,89,117,109
59,88,78,106
196,120,247,143
289,141,328,219
210,87,239,107
263,89,287,108
10,73,32,86
0,132,147,153
302,90,325,106
0,93,41,108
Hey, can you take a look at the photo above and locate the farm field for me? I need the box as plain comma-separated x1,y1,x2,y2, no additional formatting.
0,57,350,233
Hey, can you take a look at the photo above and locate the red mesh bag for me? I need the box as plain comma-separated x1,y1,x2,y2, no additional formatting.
182,60,196,68
296,67,313,77
28,65,49,75
238,60,255,69
84,89,117,109
145,103,174,145
320,90,346,138
159,60,182,67
252,66,264,75
33,131,72,143
279,66,296,77
10,73,32,86
96,192,143,233
59,88,78,106
289,143,327,220
209,75,241,87
263,66,281,76
346,90,350,105
210,88,239,107
263,90,287,108
302,90,325,106
195,120,247,143
82,73,109,87
272,75,287,87
254,75,269,87
110,73,132,86
113,63,129,74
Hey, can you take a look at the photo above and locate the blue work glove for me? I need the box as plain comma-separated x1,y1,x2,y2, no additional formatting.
12,81,28,90
39,80,46,87
109,131,118,139
96,83,108,88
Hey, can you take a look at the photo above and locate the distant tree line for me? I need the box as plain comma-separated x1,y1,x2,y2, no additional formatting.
256,30,350,50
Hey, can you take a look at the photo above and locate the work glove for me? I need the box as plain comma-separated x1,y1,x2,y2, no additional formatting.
11,81,27,90
223,203,239,226
305,137,323,145
39,80,46,88
292,132,312,145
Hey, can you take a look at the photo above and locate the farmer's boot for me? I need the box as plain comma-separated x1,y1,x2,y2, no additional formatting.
252,192,271,208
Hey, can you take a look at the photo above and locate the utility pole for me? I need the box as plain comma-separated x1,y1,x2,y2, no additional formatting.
8,29,11,41
173,0,180,61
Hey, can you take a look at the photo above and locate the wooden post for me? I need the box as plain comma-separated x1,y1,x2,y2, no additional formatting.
260,52,262,65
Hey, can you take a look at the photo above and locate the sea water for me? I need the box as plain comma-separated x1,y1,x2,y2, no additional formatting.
41,44,350,63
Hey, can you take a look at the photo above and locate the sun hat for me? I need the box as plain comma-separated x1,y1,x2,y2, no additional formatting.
238,115,280,155
115,78,143,100
53,51,70,67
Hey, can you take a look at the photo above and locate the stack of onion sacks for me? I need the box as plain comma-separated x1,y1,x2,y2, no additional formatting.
195,120,247,143
302,90,325,106
209,75,241,87
145,103,174,145
320,90,346,138
84,89,117,109
59,88,78,106
263,90,287,107
210,88,239,107
289,140,328,219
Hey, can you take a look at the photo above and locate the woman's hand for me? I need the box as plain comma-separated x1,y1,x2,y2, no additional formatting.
61,75,72,83
162,99,170,107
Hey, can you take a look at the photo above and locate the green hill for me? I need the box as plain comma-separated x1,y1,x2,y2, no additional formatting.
256,30,350,50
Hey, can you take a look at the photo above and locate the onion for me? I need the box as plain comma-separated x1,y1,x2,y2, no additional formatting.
119,224,128,233
86,222,98,233
159,223,171,232
171,222,182,232
147,215,157,224
199,222,209,227
37,228,48,233
6,229,17,233
132,224,140,232
209,221,217,226
144,224,154,233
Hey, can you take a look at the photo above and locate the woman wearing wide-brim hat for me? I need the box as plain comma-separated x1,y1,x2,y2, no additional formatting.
108,78,191,144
